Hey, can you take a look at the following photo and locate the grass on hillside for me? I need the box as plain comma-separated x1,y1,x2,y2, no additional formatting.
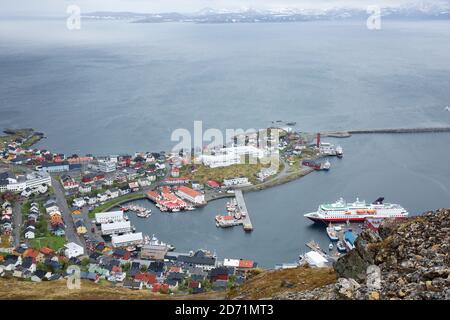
29,236,66,251
0,278,225,300
180,158,274,185
227,266,336,300
88,193,146,219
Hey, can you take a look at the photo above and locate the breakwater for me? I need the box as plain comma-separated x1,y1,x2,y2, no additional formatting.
322,126,450,138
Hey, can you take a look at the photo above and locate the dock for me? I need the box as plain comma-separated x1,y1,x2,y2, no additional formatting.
234,189,253,232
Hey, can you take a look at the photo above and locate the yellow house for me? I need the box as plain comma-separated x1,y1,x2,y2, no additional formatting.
75,220,87,234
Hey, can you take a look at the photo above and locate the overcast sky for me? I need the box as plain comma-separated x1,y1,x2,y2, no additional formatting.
1,0,448,16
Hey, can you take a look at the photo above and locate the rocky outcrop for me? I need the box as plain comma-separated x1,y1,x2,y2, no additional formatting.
275,208,450,300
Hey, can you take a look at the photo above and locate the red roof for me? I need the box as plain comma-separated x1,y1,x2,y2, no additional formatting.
238,259,254,268
23,248,39,258
177,186,202,198
207,180,220,188
39,247,54,255
135,272,157,284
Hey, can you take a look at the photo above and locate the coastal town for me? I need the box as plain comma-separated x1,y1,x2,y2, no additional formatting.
0,126,348,294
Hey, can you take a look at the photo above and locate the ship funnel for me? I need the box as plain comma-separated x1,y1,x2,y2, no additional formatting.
373,197,385,204
316,133,321,148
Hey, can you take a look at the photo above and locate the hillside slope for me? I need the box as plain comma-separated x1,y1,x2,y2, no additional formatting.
273,208,450,300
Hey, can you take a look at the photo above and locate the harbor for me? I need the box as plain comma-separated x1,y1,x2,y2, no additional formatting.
215,189,253,232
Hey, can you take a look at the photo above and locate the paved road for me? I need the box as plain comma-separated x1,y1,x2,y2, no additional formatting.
12,201,22,247
51,176,83,247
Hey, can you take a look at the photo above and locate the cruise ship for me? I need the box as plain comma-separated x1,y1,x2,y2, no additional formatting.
304,197,409,223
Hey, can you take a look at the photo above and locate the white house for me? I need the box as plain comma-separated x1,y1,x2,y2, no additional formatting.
79,184,92,194
87,197,98,205
73,198,86,208
64,242,84,259
24,230,35,239
97,193,108,202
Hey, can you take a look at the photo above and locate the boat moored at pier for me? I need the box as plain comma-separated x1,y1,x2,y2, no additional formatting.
304,197,409,223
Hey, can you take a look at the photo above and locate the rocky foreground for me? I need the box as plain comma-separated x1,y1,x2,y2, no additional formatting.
273,208,450,300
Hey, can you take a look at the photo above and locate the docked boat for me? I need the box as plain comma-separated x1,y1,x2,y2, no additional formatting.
335,145,343,158
148,234,175,251
302,159,330,171
344,230,356,251
185,206,195,211
336,241,347,253
321,160,331,171
304,197,409,223
326,225,339,241
328,243,334,250
137,210,151,218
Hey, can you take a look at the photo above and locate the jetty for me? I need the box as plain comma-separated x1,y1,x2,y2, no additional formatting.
235,189,253,232
322,126,450,138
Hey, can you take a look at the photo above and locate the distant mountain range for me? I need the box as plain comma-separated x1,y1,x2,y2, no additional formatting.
83,5,450,24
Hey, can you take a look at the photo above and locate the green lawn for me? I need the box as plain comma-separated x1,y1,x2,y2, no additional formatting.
29,236,66,251
88,193,146,219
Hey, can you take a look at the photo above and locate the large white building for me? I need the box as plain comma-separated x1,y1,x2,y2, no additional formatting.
90,160,116,173
200,146,267,168
111,232,143,247
64,242,85,259
0,172,52,192
175,186,205,204
95,211,124,224
223,177,251,187
101,221,132,235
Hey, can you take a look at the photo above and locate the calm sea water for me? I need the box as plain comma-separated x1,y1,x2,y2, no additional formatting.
1,19,449,266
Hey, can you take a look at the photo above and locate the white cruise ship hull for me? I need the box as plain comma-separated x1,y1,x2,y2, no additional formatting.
304,198,409,223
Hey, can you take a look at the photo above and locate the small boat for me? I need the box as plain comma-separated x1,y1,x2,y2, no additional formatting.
321,160,331,171
328,243,334,250
286,122,297,126
336,241,347,253
137,210,151,218
335,145,343,158
149,234,175,251
185,206,195,211
326,226,339,241
344,230,356,250
445,106,450,112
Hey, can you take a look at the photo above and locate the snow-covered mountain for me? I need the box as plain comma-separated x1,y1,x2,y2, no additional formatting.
83,2,450,23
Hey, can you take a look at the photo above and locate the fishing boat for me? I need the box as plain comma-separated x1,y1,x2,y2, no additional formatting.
149,234,175,251
137,210,151,218
344,230,356,251
326,225,339,241
328,243,334,250
336,241,347,253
